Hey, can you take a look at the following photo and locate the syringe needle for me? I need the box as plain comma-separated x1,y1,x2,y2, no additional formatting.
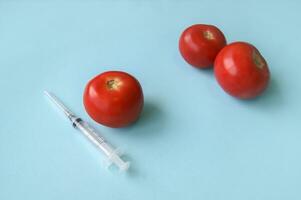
44,91,75,118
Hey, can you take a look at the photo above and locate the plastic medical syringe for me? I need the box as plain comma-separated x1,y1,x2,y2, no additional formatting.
44,91,130,171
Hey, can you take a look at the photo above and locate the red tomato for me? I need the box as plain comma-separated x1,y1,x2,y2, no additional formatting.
83,71,144,128
179,24,226,68
214,42,270,99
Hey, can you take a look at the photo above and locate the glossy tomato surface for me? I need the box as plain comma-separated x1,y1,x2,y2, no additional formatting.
83,71,144,128
214,42,270,99
179,24,226,68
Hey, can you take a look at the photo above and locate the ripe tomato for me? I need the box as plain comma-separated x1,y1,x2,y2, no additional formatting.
214,42,270,99
83,71,144,128
179,24,226,68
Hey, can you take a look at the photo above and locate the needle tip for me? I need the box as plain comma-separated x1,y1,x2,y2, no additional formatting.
44,90,51,97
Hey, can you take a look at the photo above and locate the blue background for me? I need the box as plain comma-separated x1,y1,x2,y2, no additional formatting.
1,1,301,199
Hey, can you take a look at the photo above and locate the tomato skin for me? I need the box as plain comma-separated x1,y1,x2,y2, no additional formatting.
83,71,144,128
214,42,270,99
179,24,226,68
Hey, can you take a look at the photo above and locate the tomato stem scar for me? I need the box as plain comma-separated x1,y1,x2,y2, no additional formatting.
203,30,214,40
106,79,122,90
252,50,265,69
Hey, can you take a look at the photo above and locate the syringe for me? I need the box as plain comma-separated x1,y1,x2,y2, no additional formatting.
44,91,130,171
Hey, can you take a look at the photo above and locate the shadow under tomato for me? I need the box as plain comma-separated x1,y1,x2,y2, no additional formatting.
119,101,166,139
190,64,214,76
234,77,284,111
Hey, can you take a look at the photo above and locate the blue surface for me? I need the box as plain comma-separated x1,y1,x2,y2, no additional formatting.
1,1,301,199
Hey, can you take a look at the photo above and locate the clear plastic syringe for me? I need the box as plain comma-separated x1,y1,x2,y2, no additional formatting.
44,91,130,171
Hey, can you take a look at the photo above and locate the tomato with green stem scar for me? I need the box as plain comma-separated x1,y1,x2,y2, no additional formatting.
83,71,144,128
179,24,226,68
214,42,270,99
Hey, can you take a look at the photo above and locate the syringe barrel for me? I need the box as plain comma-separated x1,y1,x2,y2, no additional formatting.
73,119,110,155
73,119,130,171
